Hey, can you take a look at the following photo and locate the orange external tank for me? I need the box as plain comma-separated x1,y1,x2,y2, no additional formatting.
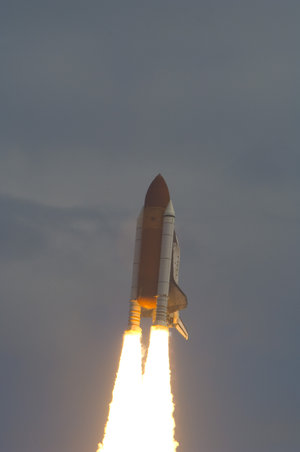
137,175,170,309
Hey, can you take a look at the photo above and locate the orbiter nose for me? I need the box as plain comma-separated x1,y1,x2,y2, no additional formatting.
144,174,170,208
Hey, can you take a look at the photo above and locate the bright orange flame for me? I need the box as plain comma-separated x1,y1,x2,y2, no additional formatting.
97,330,143,452
142,326,178,452
97,326,178,452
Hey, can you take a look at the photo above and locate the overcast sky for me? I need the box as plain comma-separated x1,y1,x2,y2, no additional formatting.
1,2,299,452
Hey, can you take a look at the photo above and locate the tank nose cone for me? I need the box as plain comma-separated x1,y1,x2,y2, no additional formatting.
144,174,170,208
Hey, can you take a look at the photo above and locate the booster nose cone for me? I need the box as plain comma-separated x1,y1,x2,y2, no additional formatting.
144,174,170,208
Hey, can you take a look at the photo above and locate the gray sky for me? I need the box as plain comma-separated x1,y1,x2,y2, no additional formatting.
1,2,299,452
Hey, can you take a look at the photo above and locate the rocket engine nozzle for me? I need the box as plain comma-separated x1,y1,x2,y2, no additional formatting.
128,300,142,333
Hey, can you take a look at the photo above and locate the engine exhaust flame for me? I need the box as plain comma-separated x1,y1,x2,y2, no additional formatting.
142,326,178,452
97,326,178,452
97,330,143,452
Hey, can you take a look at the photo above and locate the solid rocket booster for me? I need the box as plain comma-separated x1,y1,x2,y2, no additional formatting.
128,174,188,339
155,200,175,326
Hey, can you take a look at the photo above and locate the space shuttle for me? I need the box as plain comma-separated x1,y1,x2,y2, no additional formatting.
128,174,188,340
